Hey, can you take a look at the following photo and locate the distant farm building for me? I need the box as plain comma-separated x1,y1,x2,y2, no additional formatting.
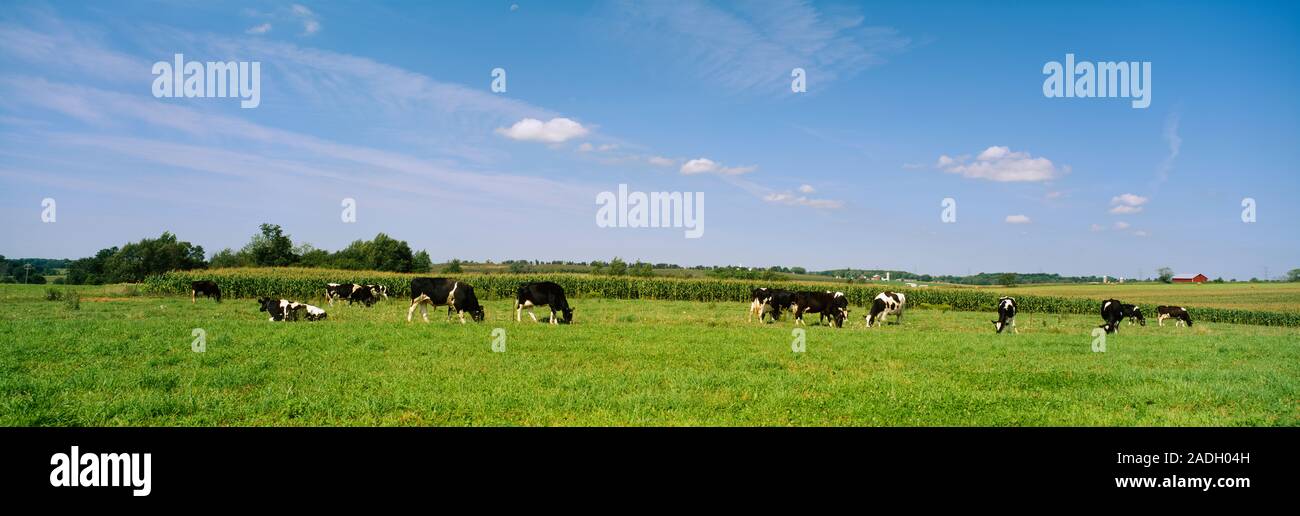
1172,273,1208,283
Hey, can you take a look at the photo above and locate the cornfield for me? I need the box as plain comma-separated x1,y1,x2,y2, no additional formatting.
142,268,1300,327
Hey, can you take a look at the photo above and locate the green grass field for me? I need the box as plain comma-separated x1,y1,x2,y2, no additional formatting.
2,283,1297,426
972,282,1300,313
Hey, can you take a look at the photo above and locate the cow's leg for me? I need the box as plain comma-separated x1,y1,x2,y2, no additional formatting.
1011,317,1018,334
407,301,416,322
516,303,522,322
1158,314,1165,326
458,310,467,324
528,307,538,323
191,290,196,304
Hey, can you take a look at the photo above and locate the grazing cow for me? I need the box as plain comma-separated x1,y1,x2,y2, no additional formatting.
516,281,573,324
1122,303,1146,326
756,289,796,322
1156,305,1193,327
864,291,906,327
789,291,849,327
257,297,327,322
1099,299,1125,334
325,283,386,307
191,280,221,304
407,277,485,324
992,296,1018,334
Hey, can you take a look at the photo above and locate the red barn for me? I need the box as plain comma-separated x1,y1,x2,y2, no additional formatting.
1172,273,1208,283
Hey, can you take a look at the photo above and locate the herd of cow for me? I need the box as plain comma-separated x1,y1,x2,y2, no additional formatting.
187,279,1194,332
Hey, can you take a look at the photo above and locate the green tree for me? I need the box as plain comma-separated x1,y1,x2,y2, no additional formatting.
412,250,433,273
102,232,206,282
629,261,654,277
1287,268,1300,282
607,257,628,276
1157,267,1175,284
997,273,1017,287
441,259,463,273
208,248,248,269
243,224,298,267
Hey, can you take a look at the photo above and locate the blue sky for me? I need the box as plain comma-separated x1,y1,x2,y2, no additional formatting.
1,0,1296,279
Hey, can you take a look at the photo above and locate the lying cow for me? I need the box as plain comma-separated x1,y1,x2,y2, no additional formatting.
865,291,906,327
407,277,485,324
991,296,1018,334
516,281,573,324
257,297,327,322
1156,305,1193,327
789,291,848,327
191,280,221,303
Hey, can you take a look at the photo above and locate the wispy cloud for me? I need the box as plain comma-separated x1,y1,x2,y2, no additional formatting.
1005,214,1032,224
608,0,909,95
246,23,272,35
679,157,756,176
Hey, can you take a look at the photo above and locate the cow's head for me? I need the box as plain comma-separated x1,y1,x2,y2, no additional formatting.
372,285,389,300
559,307,574,324
992,320,1005,333
470,306,486,322
1132,307,1146,325
1099,322,1117,334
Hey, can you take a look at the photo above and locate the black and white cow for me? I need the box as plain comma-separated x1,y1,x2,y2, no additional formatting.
1122,303,1146,326
1099,299,1125,334
191,280,221,304
325,283,387,307
257,297,327,322
1156,305,1193,327
789,291,849,327
864,291,906,327
407,277,485,324
755,289,796,322
992,296,1018,334
749,288,772,322
515,281,573,324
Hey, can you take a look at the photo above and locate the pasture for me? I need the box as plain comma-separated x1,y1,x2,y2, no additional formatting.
2,283,1297,426
974,282,1300,314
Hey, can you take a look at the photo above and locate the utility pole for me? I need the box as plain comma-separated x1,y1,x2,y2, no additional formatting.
23,263,33,284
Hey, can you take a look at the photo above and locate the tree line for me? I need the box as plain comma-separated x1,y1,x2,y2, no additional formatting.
45,224,432,285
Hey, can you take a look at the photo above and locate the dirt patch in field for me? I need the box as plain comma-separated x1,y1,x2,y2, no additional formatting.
83,297,134,302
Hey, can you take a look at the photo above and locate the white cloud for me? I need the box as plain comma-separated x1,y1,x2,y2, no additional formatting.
246,23,272,35
1109,193,1148,214
798,184,815,194
1005,214,1032,224
647,156,676,167
763,193,843,209
1113,221,1130,230
679,157,756,176
1134,230,1150,237
496,117,590,143
1090,224,1105,232
290,4,321,35
936,146,1064,182
1045,190,1064,200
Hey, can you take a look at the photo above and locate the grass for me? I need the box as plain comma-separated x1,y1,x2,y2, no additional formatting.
1,284,1297,426
973,282,1300,313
